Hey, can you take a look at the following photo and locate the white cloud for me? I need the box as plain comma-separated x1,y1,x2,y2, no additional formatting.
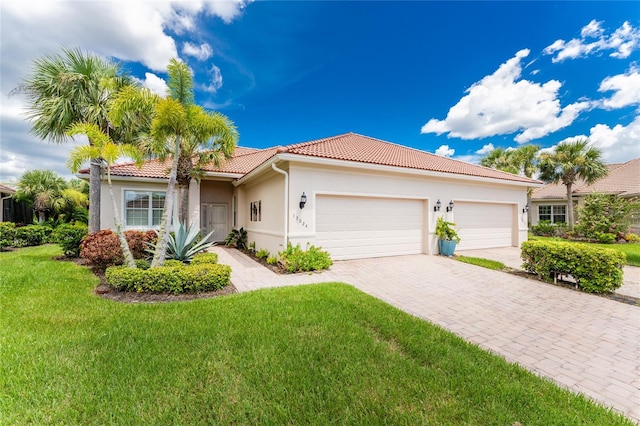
421,49,591,144
475,143,495,155
434,145,455,157
202,64,223,93
598,67,640,110
0,0,251,183
134,73,169,97
588,116,640,162
544,20,640,62
183,42,213,61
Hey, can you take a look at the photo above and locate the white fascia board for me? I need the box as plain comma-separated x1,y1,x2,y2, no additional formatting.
276,153,544,188
76,172,243,184
233,157,280,186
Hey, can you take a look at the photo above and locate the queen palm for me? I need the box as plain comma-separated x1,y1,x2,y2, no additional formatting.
479,147,518,174
538,139,607,230
146,59,238,267
67,123,144,268
20,47,132,233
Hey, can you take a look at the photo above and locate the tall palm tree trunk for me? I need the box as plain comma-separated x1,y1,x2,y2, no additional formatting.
566,182,574,230
88,159,102,233
107,174,136,268
179,184,190,225
151,136,181,267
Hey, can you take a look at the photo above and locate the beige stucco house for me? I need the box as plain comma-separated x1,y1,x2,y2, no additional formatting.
84,133,542,260
530,158,640,232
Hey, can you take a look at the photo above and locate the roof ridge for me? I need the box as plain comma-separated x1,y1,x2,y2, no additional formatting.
282,132,355,150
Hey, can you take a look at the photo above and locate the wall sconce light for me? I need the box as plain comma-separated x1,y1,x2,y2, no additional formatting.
522,203,529,214
446,200,454,212
299,192,307,209
433,199,441,212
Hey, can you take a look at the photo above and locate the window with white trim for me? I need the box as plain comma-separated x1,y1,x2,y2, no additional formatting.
124,190,165,227
250,200,261,222
538,205,566,223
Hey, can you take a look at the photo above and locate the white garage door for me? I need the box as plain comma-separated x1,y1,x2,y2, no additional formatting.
315,195,424,260
454,202,514,250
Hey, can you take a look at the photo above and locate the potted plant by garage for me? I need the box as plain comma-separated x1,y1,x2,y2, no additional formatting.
436,217,460,256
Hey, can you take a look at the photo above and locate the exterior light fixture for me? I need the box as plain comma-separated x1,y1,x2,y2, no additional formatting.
434,199,441,212
523,203,529,213
446,200,454,212
299,192,307,209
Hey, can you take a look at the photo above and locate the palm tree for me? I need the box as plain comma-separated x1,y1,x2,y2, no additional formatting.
479,147,518,174
175,110,238,224
538,139,607,230
20,47,132,233
14,170,68,223
67,123,144,268
146,59,239,266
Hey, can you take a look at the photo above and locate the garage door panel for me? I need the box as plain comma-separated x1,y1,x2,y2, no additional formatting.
316,196,423,260
455,202,514,251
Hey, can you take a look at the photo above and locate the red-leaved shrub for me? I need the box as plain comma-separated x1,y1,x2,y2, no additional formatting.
80,229,158,269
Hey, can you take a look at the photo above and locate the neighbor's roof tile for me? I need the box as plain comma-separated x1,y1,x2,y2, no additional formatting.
532,159,639,199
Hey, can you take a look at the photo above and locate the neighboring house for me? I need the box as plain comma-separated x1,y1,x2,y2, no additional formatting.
81,133,542,260
1,184,33,224
531,158,640,233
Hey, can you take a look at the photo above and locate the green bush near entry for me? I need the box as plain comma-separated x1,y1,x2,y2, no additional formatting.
521,240,625,293
191,252,218,265
106,262,231,294
278,243,332,273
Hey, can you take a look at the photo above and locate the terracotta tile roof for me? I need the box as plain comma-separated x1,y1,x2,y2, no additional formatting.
0,184,15,194
92,146,275,179
532,159,639,199
279,133,540,184
95,133,542,184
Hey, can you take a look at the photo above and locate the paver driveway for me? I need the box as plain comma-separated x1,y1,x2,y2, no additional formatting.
212,247,640,422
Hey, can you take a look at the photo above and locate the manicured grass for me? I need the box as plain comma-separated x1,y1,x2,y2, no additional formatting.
530,235,640,267
455,255,506,270
1,245,633,425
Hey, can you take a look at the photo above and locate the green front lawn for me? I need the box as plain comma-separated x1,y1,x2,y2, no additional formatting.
529,235,640,267
0,245,632,425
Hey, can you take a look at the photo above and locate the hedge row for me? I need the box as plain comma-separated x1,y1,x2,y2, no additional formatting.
105,254,230,294
521,240,626,293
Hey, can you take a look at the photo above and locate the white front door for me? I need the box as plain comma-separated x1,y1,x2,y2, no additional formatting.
201,203,228,242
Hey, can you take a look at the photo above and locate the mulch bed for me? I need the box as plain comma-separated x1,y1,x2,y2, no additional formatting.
59,256,238,304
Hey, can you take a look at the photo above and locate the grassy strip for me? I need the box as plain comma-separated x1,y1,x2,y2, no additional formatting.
529,235,640,267
455,255,506,270
0,245,632,425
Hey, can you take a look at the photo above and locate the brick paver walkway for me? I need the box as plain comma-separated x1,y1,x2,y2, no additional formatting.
211,246,640,422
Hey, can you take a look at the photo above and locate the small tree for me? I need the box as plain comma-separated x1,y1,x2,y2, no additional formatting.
575,193,640,240
67,123,144,268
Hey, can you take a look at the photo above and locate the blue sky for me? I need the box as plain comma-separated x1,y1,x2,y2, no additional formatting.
1,1,639,183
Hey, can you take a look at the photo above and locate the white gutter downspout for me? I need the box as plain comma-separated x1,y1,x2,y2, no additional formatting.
271,162,289,249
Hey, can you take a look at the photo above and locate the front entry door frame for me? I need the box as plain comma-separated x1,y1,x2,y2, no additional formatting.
201,203,228,242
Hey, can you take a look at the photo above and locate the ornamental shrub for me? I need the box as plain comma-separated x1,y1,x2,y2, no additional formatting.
256,248,269,259
278,243,332,273
0,222,17,250
105,262,231,294
530,220,566,237
52,223,88,257
521,240,626,293
191,252,218,265
575,193,640,241
14,224,49,247
81,229,157,269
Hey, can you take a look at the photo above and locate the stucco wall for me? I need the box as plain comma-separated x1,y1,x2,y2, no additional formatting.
239,172,285,255
100,180,176,232
286,162,529,254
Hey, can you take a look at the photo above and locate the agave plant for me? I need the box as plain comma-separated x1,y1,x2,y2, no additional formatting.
148,222,215,264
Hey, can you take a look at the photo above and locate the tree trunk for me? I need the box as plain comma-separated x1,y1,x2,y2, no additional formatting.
88,159,102,233
526,189,532,225
151,136,181,268
107,172,136,268
38,210,46,224
179,183,190,226
566,182,574,230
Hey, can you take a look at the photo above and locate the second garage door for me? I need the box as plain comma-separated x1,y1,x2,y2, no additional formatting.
315,195,424,260
454,202,514,250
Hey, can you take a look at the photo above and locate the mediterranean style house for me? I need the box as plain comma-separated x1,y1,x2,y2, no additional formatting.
530,158,640,233
81,133,542,260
